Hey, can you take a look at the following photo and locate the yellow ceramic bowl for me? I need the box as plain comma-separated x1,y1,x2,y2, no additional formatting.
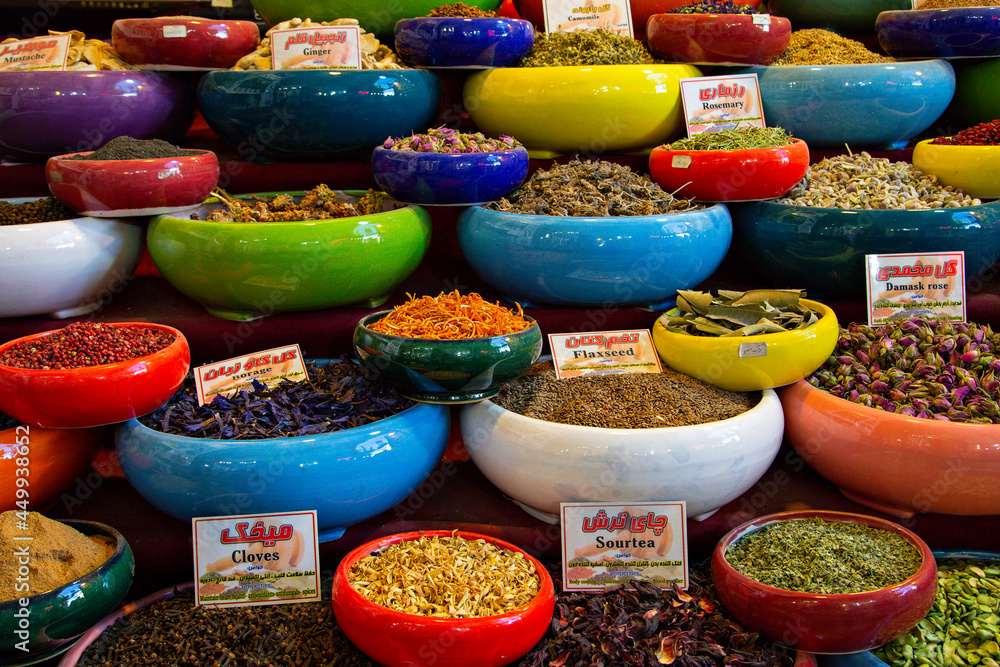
651,299,839,391
463,64,702,159
911,139,1000,200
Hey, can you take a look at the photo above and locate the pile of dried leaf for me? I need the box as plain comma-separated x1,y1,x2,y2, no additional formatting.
197,185,385,223
660,289,820,337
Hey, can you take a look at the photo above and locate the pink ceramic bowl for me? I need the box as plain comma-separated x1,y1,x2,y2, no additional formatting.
646,13,791,65
331,530,555,667
649,138,809,202
46,149,219,217
712,510,938,654
111,17,260,70
0,322,191,428
780,380,1000,517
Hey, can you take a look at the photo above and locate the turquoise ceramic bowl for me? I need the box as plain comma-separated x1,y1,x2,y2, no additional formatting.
456,204,732,307
767,0,910,33
0,520,134,665
353,311,543,403
146,192,432,321
196,69,443,161
732,199,1000,298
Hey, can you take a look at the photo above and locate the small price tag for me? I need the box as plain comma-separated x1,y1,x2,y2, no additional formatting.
541,0,634,36
162,24,187,38
671,155,692,169
739,342,767,358
270,26,362,70
548,330,661,380
752,14,771,25
194,344,307,405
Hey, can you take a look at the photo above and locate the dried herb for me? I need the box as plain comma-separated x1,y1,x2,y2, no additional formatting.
63,136,201,161
520,29,654,67
517,565,793,667
139,359,414,439
486,158,701,216
368,291,533,339
772,29,893,66
196,185,386,223
382,127,521,153
662,127,793,151
666,0,763,13
0,196,77,226
427,2,496,17
660,289,819,337
723,517,923,594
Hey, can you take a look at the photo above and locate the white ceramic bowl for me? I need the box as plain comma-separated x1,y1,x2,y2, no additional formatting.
0,198,145,318
459,387,783,522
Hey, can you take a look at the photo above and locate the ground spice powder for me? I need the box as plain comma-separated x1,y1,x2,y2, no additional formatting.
0,511,114,602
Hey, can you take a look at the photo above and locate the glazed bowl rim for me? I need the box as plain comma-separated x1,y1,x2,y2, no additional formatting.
654,298,836,344
113,16,259,26
745,59,950,71
357,310,541,344
0,322,188,376
395,16,535,27
333,529,555,627
913,138,1000,151
199,68,441,79
462,201,726,223
372,145,529,157
653,137,807,155
741,198,998,215
0,519,130,610
714,509,936,599
47,149,218,165
649,12,790,22
471,62,703,73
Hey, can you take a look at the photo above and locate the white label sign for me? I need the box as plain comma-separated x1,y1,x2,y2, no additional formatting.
271,26,362,70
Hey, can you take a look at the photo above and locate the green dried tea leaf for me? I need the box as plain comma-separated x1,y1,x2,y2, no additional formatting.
729,289,804,308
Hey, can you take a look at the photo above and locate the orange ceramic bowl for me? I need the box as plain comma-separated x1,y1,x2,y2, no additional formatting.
331,530,555,667
111,17,260,70
780,380,1000,517
0,323,191,429
0,422,109,512
649,138,809,202
646,13,791,65
713,510,938,654
46,150,220,218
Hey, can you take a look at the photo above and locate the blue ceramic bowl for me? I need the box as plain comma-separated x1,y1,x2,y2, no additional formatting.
394,17,534,68
0,71,196,163
767,0,910,33
371,146,529,205
732,199,1000,299
196,69,443,161
115,371,450,542
737,61,955,148
877,8,1000,60
456,204,732,307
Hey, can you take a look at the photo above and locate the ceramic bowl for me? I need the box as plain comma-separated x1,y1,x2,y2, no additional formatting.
394,17,534,68
767,0,911,33
735,61,955,148
353,311,543,403
0,421,109,513
646,13,791,66
731,199,1000,298
248,0,502,42
331,530,555,667
45,149,219,217
0,520,134,666
712,510,938,654
0,323,191,429
876,8,1000,60
949,58,1000,129
512,0,762,39
456,203,732,308
115,391,450,541
460,386,783,522
371,145,529,205
196,69,442,161
911,138,1000,200
780,380,1000,517
0,71,196,163
462,64,702,158
111,17,261,70
648,138,809,202
0,200,145,318
652,299,838,392
146,192,431,321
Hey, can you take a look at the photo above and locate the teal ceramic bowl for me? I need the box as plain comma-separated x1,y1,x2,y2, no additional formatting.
0,520,134,666
146,192,432,321
767,0,910,33
353,311,543,403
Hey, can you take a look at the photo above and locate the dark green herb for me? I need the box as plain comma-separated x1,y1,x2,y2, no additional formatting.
520,29,654,67
140,359,414,439
660,289,819,337
663,127,793,151
724,517,923,594
64,136,202,161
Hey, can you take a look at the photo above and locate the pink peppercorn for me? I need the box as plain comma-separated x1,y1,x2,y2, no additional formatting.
0,322,176,370
931,119,1000,146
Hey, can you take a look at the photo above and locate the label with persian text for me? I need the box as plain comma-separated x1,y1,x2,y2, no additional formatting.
270,25,361,70
865,251,966,325
548,330,661,379
679,73,764,135
194,344,307,405
542,0,633,36
0,34,70,71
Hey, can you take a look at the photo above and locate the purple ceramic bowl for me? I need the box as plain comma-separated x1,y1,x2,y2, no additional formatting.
0,71,196,163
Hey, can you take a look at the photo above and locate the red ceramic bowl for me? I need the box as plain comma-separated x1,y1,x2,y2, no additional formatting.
780,380,1000,517
0,323,191,429
712,510,938,654
46,150,219,218
649,138,809,202
331,530,555,667
646,13,791,65
111,17,260,70
512,0,761,39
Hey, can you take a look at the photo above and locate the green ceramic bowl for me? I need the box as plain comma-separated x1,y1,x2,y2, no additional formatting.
0,520,134,666
147,192,432,321
353,311,543,404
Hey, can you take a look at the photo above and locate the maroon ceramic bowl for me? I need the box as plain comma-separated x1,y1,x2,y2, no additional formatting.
46,150,219,217
331,530,555,667
112,17,261,70
712,510,938,654
646,13,791,65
